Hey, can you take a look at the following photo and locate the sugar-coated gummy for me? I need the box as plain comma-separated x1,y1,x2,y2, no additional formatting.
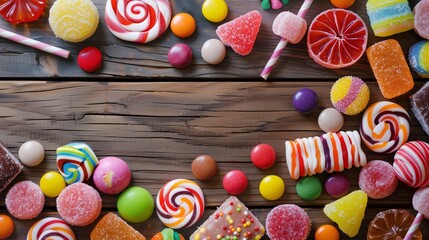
90,212,145,240
5,181,45,220
358,160,398,199
266,204,311,240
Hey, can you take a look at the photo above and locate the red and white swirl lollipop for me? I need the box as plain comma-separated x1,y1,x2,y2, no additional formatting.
156,179,205,229
27,217,76,240
360,101,410,154
105,0,172,43
393,141,429,188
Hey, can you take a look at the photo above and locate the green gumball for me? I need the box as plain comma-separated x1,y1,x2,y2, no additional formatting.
117,186,154,223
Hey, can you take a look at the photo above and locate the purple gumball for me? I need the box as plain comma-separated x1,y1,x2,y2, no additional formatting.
292,88,319,114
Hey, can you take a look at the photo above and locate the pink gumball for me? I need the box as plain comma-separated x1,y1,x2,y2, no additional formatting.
93,157,131,194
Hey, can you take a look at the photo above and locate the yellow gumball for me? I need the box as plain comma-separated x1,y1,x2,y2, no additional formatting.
202,0,228,23
259,175,285,200
40,171,66,197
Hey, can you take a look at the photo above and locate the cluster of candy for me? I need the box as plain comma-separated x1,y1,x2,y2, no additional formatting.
285,131,367,180
156,179,205,229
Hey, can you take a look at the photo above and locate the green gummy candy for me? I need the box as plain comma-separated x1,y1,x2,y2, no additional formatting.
261,0,271,10
281,0,289,5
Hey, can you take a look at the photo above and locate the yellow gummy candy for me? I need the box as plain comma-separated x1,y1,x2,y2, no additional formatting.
323,190,368,237
49,0,99,42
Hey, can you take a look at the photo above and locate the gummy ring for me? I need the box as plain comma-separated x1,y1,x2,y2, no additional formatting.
105,0,172,43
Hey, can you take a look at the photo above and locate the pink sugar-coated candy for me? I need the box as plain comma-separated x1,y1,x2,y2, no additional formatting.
266,204,311,240
5,181,45,220
358,160,398,199
413,186,429,218
272,11,307,44
414,0,429,40
270,0,283,9
57,182,102,226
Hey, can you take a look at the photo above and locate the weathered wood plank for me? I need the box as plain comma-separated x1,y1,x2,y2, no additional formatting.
0,0,424,78
0,82,428,239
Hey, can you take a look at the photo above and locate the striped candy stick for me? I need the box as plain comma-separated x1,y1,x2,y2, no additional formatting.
0,27,70,58
403,212,424,240
260,0,313,80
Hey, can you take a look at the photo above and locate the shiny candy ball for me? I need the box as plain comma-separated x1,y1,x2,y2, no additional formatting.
325,173,350,198
171,13,196,38
202,0,228,22
223,170,248,195
251,143,276,169
318,108,344,133
18,140,45,167
117,186,154,223
201,39,226,65
78,46,102,72
315,224,340,240
168,43,193,68
296,176,322,201
259,175,285,200
40,171,66,197
330,0,355,8
0,215,14,239
292,88,319,114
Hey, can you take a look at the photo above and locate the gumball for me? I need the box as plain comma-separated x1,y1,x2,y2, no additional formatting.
318,108,344,133
171,13,196,38
251,143,276,169
201,39,226,65
259,175,285,200
192,155,217,181
202,0,228,22
168,43,193,68
223,170,248,195
78,47,103,72
117,186,154,223
296,176,322,201
40,171,66,197
0,215,14,239
330,0,355,8
292,88,319,114
315,224,340,240
18,140,45,167
325,173,350,198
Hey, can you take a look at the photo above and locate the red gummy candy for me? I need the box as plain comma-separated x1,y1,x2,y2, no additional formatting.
0,0,46,24
216,10,262,56
266,204,311,240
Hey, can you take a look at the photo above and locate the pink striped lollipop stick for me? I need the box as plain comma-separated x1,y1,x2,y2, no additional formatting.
404,212,424,240
260,0,313,80
0,28,70,58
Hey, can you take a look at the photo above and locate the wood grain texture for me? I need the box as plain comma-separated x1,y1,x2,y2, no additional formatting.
0,81,428,239
0,0,424,78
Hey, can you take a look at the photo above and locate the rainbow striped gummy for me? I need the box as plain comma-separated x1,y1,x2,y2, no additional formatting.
409,41,429,78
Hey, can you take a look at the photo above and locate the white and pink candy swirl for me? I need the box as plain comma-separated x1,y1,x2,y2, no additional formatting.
393,141,429,188
156,179,205,229
105,0,171,43
360,101,410,154
27,217,76,240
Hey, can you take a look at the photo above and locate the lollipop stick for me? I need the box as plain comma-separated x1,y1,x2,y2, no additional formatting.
0,28,70,58
260,0,313,80
404,212,424,240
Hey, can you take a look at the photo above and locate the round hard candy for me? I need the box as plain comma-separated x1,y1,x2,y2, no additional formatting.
168,43,193,68
325,173,350,198
191,155,217,181
318,108,344,133
18,140,44,167
201,39,226,65
118,186,154,223
292,88,319,114
315,224,340,240
78,47,103,72
93,157,131,194
259,175,285,200
0,215,14,239
296,176,322,201
171,13,196,38
251,143,276,169
358,160,398,199
27,217,76,240
202,0,228,23
330,0,355,8
223,170,248,195
393,141,429,188
40,171,66,197
5,181,45,220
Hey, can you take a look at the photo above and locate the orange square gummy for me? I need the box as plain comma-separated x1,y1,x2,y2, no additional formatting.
366,39,414,99
90,212,146,240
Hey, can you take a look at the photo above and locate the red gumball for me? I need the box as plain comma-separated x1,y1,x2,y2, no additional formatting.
78,47,103,72
223,170,248,195
251,143,276,169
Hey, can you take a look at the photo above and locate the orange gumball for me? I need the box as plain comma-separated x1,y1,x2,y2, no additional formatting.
0,215,14,239
330,0,355,8
170,13,196,38
315,224,340,240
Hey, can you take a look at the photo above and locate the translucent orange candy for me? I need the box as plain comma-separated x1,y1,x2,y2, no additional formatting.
90,212,146,240
366,39,414,99
0,0,46,24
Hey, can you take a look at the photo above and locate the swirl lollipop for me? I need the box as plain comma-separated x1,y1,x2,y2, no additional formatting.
105,0,172,43
360,101,410,154
56,142,99,184
27,217,76,240
393,141,429,188
156,179,205,229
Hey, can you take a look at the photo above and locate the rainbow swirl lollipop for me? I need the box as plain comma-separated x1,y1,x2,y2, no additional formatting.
56,142,99,184
27,217,76,240
156,179,205,229
360,101,410,154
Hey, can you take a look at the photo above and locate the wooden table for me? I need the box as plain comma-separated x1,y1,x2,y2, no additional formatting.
0,81,428,239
